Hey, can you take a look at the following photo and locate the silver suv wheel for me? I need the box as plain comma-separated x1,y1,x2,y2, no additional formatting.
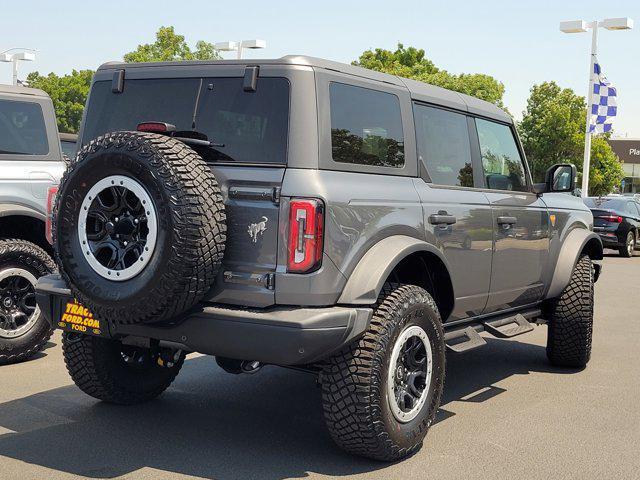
387,324,433,423
77,175,157,281
0,268,40,339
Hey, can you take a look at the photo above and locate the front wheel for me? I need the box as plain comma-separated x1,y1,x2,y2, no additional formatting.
62,333,185,404
320,284,446,461
546,255,594,368
619,231,635,257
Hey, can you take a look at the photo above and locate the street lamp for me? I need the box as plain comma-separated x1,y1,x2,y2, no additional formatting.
214,39,266,59
560,18,633,196
0,49,36,86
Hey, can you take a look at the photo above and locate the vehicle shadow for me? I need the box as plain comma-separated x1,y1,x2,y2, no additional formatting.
0,334,579,479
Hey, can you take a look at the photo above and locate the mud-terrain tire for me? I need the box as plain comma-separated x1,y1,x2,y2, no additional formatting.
54,131,226,325
0,239,56,365
546,255,594,368
62,332,184,404
320,284,446,461
619,231,635,257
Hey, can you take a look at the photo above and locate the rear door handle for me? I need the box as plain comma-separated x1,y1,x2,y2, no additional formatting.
497,216,517,226
429,214,457,226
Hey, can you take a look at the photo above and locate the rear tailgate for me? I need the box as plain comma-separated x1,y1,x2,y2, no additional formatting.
206,165,284,306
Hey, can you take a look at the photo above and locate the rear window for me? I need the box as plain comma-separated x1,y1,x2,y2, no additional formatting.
584,198,626,210
0,99,49,155
82,77,290,164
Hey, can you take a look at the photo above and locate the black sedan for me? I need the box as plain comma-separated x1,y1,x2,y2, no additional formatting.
584,197,640,257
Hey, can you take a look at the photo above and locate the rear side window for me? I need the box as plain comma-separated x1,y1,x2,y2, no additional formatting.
329,83,404,168
626,201,640,216
413,104,473,187
0,99,49,155
82,77,289,164
476,118,527,192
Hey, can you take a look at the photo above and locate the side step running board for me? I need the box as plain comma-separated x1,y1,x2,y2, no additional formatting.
444,309,540,353
482,313,534,338
445,326,487,353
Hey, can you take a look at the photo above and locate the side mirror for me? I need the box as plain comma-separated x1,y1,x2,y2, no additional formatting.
533,164,577,194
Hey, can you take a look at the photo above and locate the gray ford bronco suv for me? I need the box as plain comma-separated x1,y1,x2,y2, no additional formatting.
0,84,65,364
35,56,602,461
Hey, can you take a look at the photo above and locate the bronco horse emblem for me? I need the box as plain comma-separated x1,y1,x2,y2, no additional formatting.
247,216,268,243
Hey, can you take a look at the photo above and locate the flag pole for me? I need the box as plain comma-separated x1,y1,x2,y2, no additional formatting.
581,21,599,197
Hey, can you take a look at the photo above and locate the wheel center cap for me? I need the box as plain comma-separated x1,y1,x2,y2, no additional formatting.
2,297,12,308
115,217,136,236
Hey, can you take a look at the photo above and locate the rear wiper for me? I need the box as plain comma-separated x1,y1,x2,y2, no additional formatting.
171,130,236,162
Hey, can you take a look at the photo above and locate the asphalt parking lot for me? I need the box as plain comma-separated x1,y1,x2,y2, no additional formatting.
0,253,638,480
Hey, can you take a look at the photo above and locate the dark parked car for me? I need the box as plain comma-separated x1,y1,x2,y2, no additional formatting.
585,196,640,257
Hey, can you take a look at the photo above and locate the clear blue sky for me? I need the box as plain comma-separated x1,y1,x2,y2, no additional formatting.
2,0,638,136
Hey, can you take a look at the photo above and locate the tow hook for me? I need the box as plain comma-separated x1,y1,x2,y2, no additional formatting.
157,347,183,368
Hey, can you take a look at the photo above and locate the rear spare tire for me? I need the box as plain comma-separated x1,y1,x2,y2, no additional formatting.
54,131,226,325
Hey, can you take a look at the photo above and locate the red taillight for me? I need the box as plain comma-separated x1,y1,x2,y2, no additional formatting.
45,185,59,245
597,215,623,223
287,198,324,273
136,122,176,133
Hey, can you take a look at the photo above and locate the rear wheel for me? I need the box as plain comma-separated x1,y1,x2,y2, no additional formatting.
546,255,594,368
62,332,185,404
0,239,56,365
619,231,635,257
320,284,446,461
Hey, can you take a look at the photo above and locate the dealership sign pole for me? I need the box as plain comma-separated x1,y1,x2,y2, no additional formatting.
560,18,633,196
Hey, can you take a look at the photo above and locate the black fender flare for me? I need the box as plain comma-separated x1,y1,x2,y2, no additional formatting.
545,228,603,300
337,235,452,305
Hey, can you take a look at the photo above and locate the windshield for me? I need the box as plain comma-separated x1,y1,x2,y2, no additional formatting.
60,140,77,158
82,77,290,164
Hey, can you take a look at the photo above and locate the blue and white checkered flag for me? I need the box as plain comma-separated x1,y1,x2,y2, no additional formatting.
589,59,617,134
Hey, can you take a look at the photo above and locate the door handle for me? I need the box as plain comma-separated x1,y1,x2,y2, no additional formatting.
497,216,517,227
429,214,457,226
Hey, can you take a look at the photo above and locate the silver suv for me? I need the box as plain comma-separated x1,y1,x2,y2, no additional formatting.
0,84,65,363
36,57,602,461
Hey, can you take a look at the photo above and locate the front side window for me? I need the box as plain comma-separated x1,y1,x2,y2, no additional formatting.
476,118,527,192
414,104,473,187
0,99,49,155
330,83,404,168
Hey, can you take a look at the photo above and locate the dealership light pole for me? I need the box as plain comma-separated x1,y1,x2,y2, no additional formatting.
0,48,36,86
560,18,633,196
214,39,266,59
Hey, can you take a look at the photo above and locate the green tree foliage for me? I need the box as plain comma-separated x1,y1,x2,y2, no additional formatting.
123,26,220,63
589,136,625,197
26,27,220,132
519,81,624,195
354,44,505,106
26,70,93,133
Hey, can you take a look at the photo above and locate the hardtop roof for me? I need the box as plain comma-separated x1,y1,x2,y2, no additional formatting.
97,55,511,123
0,83,49,98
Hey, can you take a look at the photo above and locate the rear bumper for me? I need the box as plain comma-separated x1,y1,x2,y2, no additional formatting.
35,274,372,365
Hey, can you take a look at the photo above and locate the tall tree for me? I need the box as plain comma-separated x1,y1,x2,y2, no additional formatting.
519,81,624,195
354,44,505,106
123,26,220,63
26,70,93,133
